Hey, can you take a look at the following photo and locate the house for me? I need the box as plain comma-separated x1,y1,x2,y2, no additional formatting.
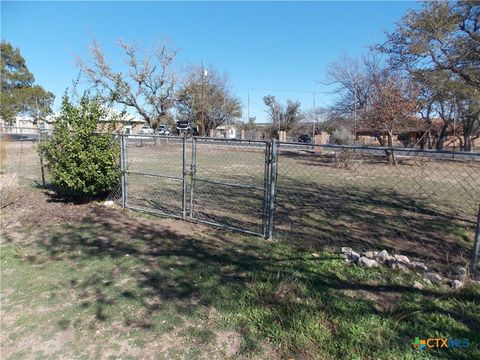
215,125,237,139
355,118,479,150
0,114,56,134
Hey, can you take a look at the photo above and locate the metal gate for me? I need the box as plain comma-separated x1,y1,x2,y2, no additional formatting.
120,135,272,237
121,134,187,219
189,138,271,237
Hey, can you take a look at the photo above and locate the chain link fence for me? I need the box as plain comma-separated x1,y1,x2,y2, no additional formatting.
4,127,480,273
273,142,480,272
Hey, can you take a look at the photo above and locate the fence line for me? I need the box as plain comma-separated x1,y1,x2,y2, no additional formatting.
3,128,480,274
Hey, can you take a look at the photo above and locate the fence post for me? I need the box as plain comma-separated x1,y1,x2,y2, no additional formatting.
37,128,46,187
267,139,278,240
182,134,187,219
189,137,197,219
472,204,480,279
262,141,271,238
120,135,126,208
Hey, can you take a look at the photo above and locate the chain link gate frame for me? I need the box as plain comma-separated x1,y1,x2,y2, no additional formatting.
121,134,188,220
118,132,480,275
120,134,276,238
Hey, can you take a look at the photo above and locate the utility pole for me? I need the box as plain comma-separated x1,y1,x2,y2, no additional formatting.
354,87,358,140
313,91,316,137
247,91,250,125
200,62,205,135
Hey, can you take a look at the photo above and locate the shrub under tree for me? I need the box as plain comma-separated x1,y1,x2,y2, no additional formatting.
39,93,120,198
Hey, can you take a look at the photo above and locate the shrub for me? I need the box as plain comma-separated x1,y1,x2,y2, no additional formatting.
330,126,356,168
39,93,120,198
330,126,355,145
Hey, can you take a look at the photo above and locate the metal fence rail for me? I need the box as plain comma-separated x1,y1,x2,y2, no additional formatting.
5,127,480,273
190,137,270,236
123,135,187,219
273,142,480,272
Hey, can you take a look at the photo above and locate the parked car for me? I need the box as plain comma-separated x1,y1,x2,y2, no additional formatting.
158,124,171,135
138,126,154,135
298,134,312,143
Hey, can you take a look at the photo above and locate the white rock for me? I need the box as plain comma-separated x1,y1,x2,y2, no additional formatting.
350,251,360,263
341,247,353,254
394,255,410,264
424,272,443,284
413,281,424,290
103,200,115,206
385,258,397,268
376,250,390,263
423,277,432,285
451,280,463,290
410,261,428,272
358,256,380,268
391,262,409,271
452,266,467,276
362,251,379,259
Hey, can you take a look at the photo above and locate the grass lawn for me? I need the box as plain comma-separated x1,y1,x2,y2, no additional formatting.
1,185,480,359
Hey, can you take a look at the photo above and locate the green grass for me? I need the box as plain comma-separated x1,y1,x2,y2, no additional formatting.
2,204,479,359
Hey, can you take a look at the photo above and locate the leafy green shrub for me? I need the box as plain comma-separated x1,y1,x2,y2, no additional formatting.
39,93,120,198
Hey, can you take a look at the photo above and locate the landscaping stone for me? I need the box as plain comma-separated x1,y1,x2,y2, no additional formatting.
394,255,410,264
385,258,397,268
376,250,391,263
350,251,360,263
424,272,443,284
452,265,467,277
423,277,432,285
413,281,424,290
358,256,380,268
341,247,353,254
410,261,428,272
391,262,409,271
362,251,378,259
451,280,463,290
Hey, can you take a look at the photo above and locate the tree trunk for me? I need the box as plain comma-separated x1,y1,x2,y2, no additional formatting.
376,134,396,165
436,123,449,151
387,131,397,165
464,134,471,152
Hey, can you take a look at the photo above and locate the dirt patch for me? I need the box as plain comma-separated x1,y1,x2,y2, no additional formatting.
41,325,76,355
343,289,402,311
216,330,243,357
1,187,94,235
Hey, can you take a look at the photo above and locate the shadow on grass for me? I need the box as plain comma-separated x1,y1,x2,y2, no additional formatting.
272,176,476,272
4,199,477,358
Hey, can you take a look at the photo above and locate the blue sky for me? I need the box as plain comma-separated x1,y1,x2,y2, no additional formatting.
1,1,419,122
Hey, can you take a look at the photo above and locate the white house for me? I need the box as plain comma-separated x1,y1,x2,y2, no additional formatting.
215,125,237,139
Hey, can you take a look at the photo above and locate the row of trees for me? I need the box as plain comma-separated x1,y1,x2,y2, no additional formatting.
77,40,243,133
325,1,479,152
0,41,54,125
2,2,478,149
1,40,244,134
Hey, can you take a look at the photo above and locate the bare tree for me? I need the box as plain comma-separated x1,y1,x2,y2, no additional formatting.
324,54,385,117
263,95,302,138
175,65,242,134
77,39,178,128
360,75,419,164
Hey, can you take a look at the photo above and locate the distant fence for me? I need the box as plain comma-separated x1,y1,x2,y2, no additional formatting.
3,128,480,275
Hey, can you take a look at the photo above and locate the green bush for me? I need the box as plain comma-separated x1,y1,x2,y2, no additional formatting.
39,93,120,198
